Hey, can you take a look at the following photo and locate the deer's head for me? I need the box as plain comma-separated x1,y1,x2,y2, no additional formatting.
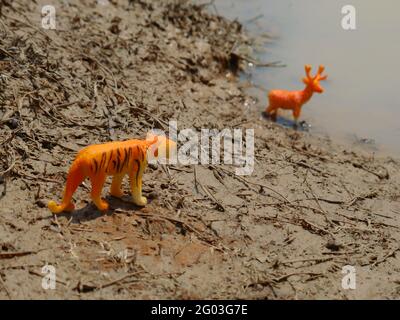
302,65,328,93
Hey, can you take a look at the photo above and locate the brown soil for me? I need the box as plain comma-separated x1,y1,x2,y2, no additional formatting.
1,0,400,300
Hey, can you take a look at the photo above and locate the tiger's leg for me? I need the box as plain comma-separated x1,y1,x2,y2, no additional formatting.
129,161,147,206
48,160,85,214
110,174,124,198
89,173,109,211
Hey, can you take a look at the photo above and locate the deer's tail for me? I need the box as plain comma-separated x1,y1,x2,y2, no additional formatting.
48,158,86,214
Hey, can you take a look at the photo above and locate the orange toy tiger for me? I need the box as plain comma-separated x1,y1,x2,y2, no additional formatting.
266,65,328,123
48,134,175,214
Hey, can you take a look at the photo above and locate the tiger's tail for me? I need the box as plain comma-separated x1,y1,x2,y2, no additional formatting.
48,158,86,214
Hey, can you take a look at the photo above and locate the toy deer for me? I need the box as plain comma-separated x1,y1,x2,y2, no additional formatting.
265,65,327,124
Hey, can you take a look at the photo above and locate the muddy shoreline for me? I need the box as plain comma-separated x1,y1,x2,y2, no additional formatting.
1,0,400,299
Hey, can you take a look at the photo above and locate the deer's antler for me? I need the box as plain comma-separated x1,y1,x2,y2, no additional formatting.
315,65,328,81
305,65,312,79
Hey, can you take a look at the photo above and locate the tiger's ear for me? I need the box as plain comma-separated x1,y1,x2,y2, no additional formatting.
150,136,158,145
145,133,161,164
147,134,158,146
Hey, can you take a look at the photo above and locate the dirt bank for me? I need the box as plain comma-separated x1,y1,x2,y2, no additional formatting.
1,0,400,299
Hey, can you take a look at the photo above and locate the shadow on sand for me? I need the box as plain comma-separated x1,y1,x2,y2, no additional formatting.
52,195,149,224
261,111,310,132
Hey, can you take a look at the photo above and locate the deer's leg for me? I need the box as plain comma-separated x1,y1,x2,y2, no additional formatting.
89,173,109,211
293,107,301,120
266,104,277,115
293,106,301,127
266,104,278,121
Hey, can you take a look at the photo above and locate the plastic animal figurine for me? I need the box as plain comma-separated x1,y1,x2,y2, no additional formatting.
48,134,176,214
265,65,327,124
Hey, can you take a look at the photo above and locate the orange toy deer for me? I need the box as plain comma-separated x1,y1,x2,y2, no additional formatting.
265,65,328,124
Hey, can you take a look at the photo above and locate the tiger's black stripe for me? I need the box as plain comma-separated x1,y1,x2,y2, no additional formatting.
105,150,113,173
116,149,121,172
93,159,99,173
120,148,129,173
135,145,143,163
99,152,106,170
126,147,132,169
135,159,141,187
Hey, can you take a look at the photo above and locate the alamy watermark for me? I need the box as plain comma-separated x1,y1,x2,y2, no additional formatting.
341,265,356,290
147,120,254,176
341,5,356,30
41,264,56,290
41,4,357,32
41,5,56,30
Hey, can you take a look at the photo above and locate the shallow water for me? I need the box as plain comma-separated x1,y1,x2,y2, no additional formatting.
214,0,400,155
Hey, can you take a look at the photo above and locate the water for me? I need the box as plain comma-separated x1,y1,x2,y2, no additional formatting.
213,0,400,155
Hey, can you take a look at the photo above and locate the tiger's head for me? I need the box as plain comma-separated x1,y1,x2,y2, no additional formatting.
146,133,177,164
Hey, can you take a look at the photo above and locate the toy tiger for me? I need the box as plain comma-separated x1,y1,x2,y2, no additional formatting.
48,134,176,214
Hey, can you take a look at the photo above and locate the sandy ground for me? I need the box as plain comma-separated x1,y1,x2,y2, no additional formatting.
1,0,400,300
